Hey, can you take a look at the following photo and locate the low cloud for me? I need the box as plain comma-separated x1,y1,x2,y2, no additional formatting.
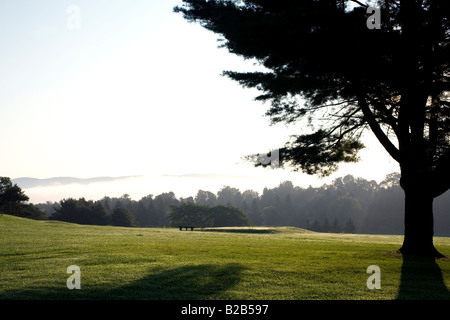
161,173,261,180
13,176,142,189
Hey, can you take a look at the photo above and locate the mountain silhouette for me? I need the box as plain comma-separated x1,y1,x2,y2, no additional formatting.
12,176,141,188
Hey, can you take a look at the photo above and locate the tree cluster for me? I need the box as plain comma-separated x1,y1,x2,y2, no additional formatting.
49,198,134,227
39,192,179,227
0,177,46,220
168,202,252,228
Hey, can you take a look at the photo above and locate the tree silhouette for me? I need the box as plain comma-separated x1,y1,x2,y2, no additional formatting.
175,0,450,257
195,190,218,206
50,198,110,225
0,177,30,216
168,202,252,227
112,206,136,227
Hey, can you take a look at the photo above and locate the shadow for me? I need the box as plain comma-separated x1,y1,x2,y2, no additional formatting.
107,263,245,299
1,263,246,300
200,228,277,234
397,255,450,300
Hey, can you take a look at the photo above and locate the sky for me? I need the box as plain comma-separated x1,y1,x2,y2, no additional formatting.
0,0,399,203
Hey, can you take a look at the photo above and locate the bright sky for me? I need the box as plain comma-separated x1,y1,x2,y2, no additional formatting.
1,0,399,203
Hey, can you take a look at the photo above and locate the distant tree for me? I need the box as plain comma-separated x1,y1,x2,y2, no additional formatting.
101,196,112,213
363,180,404,234
331,175,377,213
168,203,252,227
141,195,156,227
379,172,402,189
180,196,195,204
111,206,136,227
331,217,340,233
328,195,363,231
18,203,47,220
118,194,133,212
154,192,179,226
248,198,261,225
261,205,281,226
134,200,148,227
35,201,59,217
282,193,296,225
242,189,259,202
195,190,218,206
311,219,321,232
50,198,110,225
343,217,357,234
92,201,111,225
217,186,242,207
168,203,211,227
210,205,253,227
175,0,450,257
50,198,82,224
322,218,330,233
0,177,41,220
0,177,30,216
305,193,330,225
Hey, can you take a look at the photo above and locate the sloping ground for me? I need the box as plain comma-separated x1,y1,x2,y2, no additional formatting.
0,215,449,300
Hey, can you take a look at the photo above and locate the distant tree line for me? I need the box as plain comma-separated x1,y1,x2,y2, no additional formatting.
6,173,450,236
49,197,136,227
306,217,356,234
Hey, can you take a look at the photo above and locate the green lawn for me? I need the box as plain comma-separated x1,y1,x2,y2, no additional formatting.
0,215,449,300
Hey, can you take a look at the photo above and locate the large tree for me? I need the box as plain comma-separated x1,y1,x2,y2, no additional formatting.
174,0,450,257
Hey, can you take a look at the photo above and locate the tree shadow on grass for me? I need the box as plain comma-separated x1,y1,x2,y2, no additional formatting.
200,228,277,234
1,263,246,300
397,255,450,300
106,263,245,299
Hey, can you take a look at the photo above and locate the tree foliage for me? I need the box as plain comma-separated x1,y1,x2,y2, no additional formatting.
174,0,450,256
50,198,110,225
111,206,136,227
168,202,252,228
175,0,450,182
0,177,29,214
0,177,45,219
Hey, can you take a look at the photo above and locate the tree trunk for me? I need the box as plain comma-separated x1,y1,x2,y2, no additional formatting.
399,178,445,258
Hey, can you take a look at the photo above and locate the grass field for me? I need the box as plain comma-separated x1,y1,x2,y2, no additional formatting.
0,215,449,300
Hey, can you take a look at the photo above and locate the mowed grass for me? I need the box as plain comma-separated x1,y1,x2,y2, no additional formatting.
1,215,449,300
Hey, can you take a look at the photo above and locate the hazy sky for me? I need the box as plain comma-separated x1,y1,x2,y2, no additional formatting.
1,0,398,203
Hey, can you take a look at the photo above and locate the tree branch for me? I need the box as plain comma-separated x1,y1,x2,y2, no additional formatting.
348,0,369,8
357,92,401,162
